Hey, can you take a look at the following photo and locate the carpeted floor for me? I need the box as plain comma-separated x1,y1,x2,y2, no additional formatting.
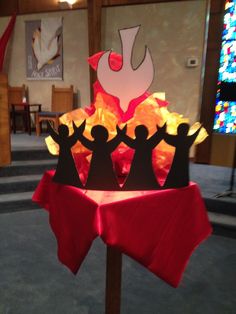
0,134,234,313
11,133,47,151
0,209,235,314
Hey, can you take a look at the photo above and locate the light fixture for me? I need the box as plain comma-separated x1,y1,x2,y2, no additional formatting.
58,0,77,9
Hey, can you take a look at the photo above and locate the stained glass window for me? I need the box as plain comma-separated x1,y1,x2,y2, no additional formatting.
213,0,236,134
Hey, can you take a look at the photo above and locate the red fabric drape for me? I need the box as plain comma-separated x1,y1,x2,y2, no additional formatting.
33,171,212,288
0,13,16,71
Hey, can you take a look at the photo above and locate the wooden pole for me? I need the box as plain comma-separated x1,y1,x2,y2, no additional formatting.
87,0,102,102
105,246,122,314
195,0,225,163
0,73,11,167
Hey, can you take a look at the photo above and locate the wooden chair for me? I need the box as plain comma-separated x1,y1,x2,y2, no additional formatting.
35,85,74,136
8,84,28,133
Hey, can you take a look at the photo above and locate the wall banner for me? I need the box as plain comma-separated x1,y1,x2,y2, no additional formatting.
25,18,63,80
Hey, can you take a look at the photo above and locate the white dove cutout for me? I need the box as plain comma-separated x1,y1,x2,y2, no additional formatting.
33,17,62,71
97,25,154,112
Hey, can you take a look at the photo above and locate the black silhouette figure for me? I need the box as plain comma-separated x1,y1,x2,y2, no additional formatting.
78,123,122,190
163,123,202,189
47,121,85,188
119,124,166,190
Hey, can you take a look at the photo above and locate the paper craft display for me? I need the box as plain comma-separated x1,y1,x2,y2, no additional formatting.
163,123,202,188
78,124,123,190
46,54,207,179
34,25,212,294
87,51,151,122
97,25,154,112
33,171,212,288
47,121,84,188
46,25,207,191
49,119,202,190
120,124,165,190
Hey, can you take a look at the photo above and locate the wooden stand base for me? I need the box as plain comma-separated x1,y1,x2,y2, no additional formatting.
105,246,122,314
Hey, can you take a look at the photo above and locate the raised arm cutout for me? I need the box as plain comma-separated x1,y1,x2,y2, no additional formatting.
48,121,83,188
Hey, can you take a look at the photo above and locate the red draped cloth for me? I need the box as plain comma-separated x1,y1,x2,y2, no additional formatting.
33,170,212,288
0,14,16,71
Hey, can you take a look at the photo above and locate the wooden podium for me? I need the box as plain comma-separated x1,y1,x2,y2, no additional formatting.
0,73,11,167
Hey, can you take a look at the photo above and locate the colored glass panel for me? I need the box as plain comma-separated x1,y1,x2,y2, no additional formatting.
213,0,236,134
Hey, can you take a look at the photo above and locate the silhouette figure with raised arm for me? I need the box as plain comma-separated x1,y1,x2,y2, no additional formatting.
119,124,166,190
163,123,202,188
47,120,85,188
78,123,123,190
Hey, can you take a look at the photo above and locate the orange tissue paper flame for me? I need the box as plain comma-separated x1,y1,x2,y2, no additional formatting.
45,51,208,184
45,91,208,184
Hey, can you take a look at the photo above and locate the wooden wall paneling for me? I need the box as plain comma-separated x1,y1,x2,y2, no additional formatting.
87,0,102,102
0,0,87,16
0,0,18,17
210,134,235,167
0,0,201,16
195,0,225,164
58,0,87,10
18,0,87,14
209,0,225,13
102,0,195,6
18,0,57,14
207,13,225,48
0,73,11,167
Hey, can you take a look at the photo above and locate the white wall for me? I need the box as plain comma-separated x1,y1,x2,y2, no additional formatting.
102,0,207,124
0,0,207,124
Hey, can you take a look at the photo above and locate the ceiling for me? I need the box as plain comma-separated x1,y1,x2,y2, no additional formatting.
0,0,189,17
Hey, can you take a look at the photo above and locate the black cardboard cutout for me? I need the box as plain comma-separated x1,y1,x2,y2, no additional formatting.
163,123,202,189
120,124,165,190
78,124,122,190
49,120,202,191
47,121,85,188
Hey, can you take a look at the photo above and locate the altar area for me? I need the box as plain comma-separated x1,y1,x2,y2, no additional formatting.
0,0,235,312
0,133,235,313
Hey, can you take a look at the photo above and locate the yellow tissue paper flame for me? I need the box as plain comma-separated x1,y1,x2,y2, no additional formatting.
45,92,208,175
